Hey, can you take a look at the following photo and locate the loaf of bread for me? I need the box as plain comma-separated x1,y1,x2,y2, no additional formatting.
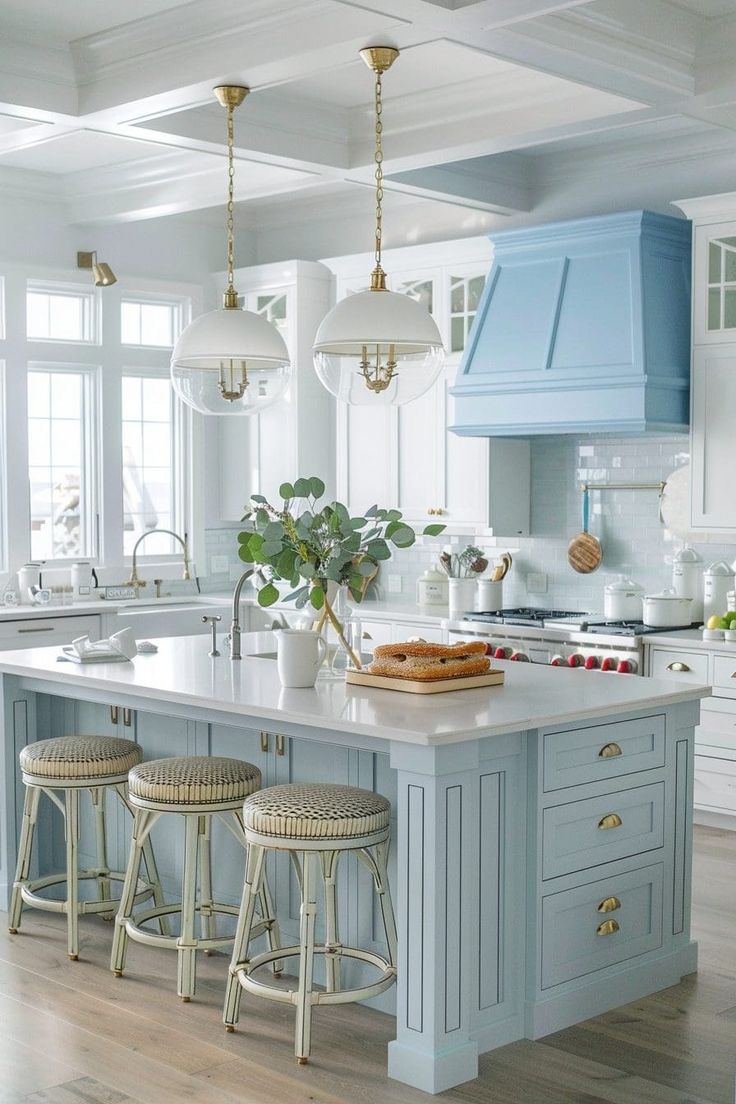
369,640,490,682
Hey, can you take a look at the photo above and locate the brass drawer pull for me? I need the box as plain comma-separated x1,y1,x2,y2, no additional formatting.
596,919,620,936
276,733,285,756
123,708,132,728
598,742,622,759
110,705,119,725
666,661,691,673
597,896,621,913
17,626,52,633
260,731,269,753
598,813,622,830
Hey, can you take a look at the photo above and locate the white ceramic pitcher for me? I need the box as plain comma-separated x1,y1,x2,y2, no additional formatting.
276,629,327,688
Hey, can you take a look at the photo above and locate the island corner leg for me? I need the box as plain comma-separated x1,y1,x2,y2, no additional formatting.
387,740,480,1095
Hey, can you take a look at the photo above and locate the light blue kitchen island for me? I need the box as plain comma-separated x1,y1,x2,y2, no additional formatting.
0,635,708,1094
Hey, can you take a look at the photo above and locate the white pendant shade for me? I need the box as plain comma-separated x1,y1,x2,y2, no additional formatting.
313,288,444,405
171,306,290,416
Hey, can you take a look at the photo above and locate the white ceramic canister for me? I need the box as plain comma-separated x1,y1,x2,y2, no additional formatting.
477,578,503,611
416,568,449,606
703,560,735,623
17,563,41,606
71,561,94,602
448,577,477,617
603,576,644,621
642,590,693,628
672,546,703,621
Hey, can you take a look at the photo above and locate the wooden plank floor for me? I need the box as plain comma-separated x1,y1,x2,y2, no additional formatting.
0,826,733,1104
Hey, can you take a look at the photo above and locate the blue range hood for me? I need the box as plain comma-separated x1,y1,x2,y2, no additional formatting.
451,211,691,436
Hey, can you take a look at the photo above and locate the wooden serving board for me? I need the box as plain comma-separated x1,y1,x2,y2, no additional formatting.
345,667,505,694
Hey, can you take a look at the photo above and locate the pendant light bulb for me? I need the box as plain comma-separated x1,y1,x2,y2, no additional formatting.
313,46,443,406
171,85,290,416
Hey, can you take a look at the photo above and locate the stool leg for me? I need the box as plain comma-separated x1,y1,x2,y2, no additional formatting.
256,860,283,977
65,788,80,960
320,850,341,993
295,851,318,1065
177,814,199,1001
9,784,40,934
115,783,168,936
90,787,111,912
372,838,397,967
224,843,265,1031
111,807,152,977
198,816,215,950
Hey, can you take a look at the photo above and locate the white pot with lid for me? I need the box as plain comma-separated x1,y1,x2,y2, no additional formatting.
642,589,693,628
703,560,735,623
672,546,703,621
603,576,645,621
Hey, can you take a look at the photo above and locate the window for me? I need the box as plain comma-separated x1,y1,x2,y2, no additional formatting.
27,367,96,560
27,284,96,343
121,298,182,347
450,274,485,353
397,277,433,314
122,372,178,555
707,236,736,332
255,293,288,339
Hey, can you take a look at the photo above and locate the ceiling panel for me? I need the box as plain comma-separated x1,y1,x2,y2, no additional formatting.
0,0,194,44
0,131,176,173
666,0,736,14
0,115,43,136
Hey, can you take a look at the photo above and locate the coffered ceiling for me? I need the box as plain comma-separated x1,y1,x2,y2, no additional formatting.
1,0,736,232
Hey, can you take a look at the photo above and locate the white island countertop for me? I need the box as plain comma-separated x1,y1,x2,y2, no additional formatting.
0,633,710,746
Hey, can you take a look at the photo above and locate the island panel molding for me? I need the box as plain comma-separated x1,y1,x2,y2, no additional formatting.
0,638,705,1094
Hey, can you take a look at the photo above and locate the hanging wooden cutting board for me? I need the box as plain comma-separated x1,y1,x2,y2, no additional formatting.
567,488,603,574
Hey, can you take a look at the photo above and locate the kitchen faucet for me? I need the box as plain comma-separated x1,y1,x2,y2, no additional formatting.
229,568,256,660
127,528,191,593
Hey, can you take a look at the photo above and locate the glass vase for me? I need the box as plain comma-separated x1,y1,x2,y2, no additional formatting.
321,587,363,678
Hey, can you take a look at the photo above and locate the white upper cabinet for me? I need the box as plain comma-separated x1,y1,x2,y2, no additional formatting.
675,195,736,532
330,239,530,534
218,260,333,520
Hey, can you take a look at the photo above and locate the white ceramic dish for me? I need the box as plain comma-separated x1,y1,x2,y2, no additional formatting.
642,591,693,628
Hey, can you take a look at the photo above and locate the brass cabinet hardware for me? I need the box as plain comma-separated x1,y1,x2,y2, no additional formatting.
598,813,623,830
260,731,269,753
596,919,620,936
17,626,52,633
666,661,691,672
597,896,621,913
276,733,285,756
598,742,623,758
123,708,132,727
427,507,445,516
731,672,736,679
110,705,119,725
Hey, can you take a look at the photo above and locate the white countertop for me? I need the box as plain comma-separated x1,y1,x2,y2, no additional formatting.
645,629,736,651
0,595,232,622
0,633,708,746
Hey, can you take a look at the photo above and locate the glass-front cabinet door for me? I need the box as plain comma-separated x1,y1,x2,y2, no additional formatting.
694,221,736,343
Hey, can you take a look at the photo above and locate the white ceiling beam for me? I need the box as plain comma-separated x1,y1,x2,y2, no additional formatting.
385,158,532,213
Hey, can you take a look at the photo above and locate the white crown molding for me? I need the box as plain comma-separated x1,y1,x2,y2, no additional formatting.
673,191,736,222
0,165,63,203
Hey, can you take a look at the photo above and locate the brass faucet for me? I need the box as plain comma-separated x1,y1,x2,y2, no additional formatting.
127,529,191,593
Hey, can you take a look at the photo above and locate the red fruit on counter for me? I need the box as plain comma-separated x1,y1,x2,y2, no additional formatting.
584,655,599,670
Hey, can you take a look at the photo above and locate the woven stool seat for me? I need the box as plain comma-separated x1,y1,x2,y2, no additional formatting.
128,756,261,807
20,736,142,781
243,783,391,841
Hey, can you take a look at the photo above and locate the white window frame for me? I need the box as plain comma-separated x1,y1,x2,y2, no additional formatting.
0,264,203,586
27,361,100,563
120,293,187,349
26,280,99,345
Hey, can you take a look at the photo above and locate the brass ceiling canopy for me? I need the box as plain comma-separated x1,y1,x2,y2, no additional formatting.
213,85,249,110
359,46,399,74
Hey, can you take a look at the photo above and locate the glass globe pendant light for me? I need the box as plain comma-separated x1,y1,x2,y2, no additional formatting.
313,47,444,406
171,85,290,416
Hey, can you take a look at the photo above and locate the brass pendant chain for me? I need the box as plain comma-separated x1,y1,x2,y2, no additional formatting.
224,102,237,309
373,67,384,280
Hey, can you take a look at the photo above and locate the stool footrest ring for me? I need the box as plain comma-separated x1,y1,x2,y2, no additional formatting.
19,871,152,916
232,945,396,1008
123,902,270,952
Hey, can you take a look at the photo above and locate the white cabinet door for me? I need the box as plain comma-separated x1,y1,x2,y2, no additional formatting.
691,346,736,531
336,402,394,515
694,221,736,345
395,383,441,523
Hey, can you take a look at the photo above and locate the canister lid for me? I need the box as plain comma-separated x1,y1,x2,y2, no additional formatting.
673,545,702,564
706,560,735,576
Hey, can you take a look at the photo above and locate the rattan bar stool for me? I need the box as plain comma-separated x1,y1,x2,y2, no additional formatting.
223,782,397,1065
111,755,281,1001
9,735,164,961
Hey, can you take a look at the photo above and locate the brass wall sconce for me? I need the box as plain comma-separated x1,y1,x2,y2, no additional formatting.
77,251,117,287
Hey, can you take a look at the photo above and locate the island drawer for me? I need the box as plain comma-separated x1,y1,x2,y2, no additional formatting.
541,863,664,989
712,654,736,697
649,647,709,684
542,782,665,880
543,716,665,792
0,615,101,650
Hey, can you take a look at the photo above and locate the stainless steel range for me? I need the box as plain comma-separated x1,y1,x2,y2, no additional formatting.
446,607,694,675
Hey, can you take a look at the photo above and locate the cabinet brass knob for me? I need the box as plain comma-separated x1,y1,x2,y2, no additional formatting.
598,742,622,759
598,813,622,830
596,919,620,936
666,661,691,672
597,896,621,913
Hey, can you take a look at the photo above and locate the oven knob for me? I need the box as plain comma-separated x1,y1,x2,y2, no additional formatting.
584,655,599,670
550,654,564,666
600,656,618,672
617,659,636,674
494,646,508,660
567,653,584,668
511,651,530,662
483,642,495,656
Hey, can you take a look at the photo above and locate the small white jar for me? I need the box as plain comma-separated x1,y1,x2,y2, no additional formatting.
416,569,448,606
